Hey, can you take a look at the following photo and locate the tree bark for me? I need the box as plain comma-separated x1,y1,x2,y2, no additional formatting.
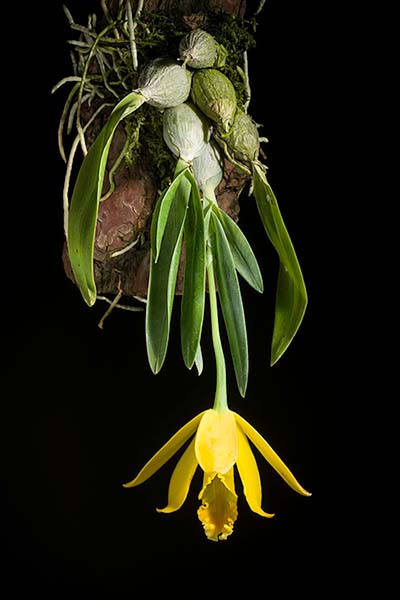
63,0,250,300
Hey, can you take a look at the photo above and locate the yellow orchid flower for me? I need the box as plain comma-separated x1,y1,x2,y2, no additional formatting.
123,407,311,541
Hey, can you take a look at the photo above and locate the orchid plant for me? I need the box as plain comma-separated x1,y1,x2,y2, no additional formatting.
54,1,310,540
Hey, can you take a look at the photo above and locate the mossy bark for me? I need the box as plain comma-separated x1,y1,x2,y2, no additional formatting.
62,0,250,299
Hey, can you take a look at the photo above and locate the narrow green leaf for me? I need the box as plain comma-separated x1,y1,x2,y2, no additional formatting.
180,172,206,369
252,161,308,365
145,176,191,374
213,205,263,293
154,158,189,261
67,91,146,306
203,200,213,239
210,211,248,397
194,344,203,376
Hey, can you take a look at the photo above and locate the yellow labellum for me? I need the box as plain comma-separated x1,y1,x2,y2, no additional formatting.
198,470,238,542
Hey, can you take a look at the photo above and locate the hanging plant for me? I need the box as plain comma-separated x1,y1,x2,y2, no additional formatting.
53,0,310,541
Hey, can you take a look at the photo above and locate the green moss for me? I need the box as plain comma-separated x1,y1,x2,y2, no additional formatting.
135,12,188,60
124,103,176,190
206,12,257,107
124,109,146,166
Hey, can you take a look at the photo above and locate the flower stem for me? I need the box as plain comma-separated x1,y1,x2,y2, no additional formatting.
206,244,228,413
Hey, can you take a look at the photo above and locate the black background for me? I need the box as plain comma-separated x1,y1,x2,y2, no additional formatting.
2,1,331,595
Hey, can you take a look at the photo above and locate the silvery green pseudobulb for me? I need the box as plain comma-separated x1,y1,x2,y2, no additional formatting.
225,107,260,164
179,29,218,69
137,58,191,108
192,140,224,194
163,102,209,163
191,68,237,134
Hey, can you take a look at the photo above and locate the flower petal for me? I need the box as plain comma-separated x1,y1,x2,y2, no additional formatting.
198,469,238,541
195,409,238,474
123,411,205,487
157,438,198,513
236,427,274,518
234,413,311,497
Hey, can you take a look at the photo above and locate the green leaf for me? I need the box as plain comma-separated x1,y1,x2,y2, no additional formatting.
252,161,308,365
194,344,203,376
153,158,189,261
180,171,206,369
210,211,248,397
213,206,263,293
145,176,191,374
67,91,146,306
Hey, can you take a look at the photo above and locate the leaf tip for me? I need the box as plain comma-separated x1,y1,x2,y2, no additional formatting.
238,380,248,398
270,346,284,367
150,359,162,375
83,289,97,307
